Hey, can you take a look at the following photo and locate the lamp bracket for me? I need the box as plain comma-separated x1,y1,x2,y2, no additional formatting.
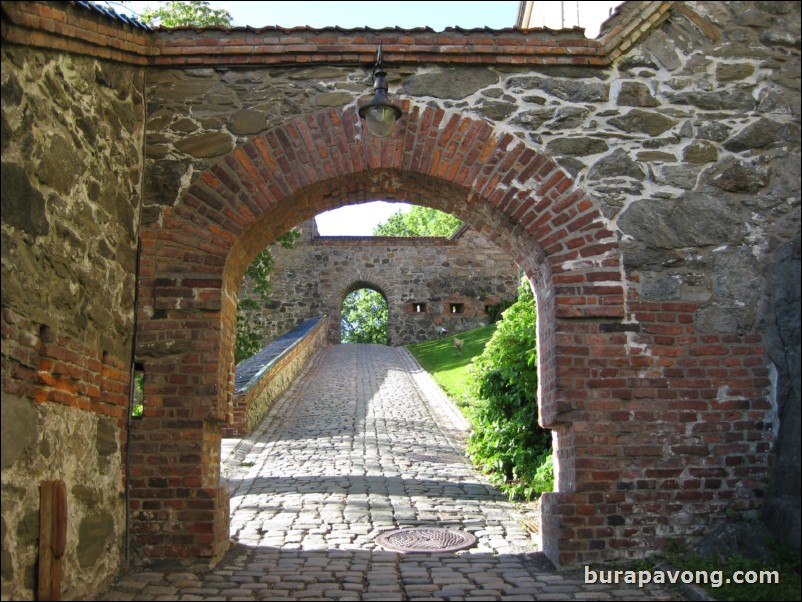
373,44,385,80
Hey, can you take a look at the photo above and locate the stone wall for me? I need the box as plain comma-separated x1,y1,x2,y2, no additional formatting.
1,41,145,600
228,317,329,435
140,4,800,362
239,219,520,346
763,236,801,551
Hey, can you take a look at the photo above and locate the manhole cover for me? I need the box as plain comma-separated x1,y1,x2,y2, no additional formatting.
375,528,478,553
407,452,464,464
407,452,442,463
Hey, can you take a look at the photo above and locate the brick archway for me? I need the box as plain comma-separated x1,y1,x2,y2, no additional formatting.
133,102,625,566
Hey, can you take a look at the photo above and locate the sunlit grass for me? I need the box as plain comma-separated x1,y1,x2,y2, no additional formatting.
405,323,496,406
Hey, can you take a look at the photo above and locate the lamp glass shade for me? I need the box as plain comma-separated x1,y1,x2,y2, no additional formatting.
364,104,399,137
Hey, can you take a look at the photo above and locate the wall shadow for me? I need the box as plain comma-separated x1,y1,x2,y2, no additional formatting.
103,541,567,599
225,474,505,506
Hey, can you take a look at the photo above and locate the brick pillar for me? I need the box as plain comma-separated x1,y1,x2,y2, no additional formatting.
539,305,774,567
128,400,230,562
129,276,231,563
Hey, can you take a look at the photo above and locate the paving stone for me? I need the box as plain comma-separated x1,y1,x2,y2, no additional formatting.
218,588,255,597
324,591,362,599
99,346,682,602
142,586,179,596
541,584,582,593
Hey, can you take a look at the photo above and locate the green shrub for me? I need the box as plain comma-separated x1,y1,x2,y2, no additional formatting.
236,229,301,363
131,371,144,418
466,277,552,500
235,298,263,364
485,299,514,324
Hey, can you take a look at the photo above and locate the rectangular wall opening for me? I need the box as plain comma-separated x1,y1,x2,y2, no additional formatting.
132,363,144,419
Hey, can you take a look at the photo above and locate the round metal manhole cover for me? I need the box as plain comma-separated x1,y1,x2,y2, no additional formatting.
407,452,442,463
375,528,478,553
407,452,464,464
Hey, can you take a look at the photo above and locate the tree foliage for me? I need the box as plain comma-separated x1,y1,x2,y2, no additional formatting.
140,1,232,27
341,289,388,344
373,205,462,237
466,277,553,500
235,229,301,364
235,301,262,365
243,230,301,299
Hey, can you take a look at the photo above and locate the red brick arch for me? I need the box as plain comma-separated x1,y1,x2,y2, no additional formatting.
133,102,626,567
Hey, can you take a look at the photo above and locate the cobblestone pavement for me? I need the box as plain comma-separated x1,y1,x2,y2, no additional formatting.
102,345,682,601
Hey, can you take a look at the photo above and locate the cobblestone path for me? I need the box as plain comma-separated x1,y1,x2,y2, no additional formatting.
102,344,681,601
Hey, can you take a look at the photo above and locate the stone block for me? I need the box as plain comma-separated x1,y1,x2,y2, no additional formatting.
617,81,660,107
174,131,234,158
618,195,742,249
0,162,50,236
402,67,498,100
608,109,677,137
0,394,38,470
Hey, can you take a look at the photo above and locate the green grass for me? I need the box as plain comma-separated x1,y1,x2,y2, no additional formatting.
659,540,801,602
405,323,496,407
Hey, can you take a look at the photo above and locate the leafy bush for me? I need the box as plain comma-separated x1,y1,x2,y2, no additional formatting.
235,298,262,363
466,277,552,499
485,299,515,324
131,371,144,418
236,229,301,363
141,1,233,27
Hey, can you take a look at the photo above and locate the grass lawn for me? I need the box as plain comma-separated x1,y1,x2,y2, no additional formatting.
405,323,496,407
658,540,801,602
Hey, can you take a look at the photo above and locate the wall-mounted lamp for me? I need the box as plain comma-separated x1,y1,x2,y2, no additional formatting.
358,45,402,138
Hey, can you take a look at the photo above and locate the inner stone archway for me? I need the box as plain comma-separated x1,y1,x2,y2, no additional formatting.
133,102,625,567
338,282,390,345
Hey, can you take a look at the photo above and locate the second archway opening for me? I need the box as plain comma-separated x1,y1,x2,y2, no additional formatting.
340,287,389,345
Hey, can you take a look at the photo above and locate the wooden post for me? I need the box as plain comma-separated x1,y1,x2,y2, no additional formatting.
38,480,67,601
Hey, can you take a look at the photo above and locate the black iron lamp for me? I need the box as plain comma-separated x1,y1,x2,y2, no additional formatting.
358,45,403,138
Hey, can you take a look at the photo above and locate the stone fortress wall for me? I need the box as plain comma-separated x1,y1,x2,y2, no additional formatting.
239,218,521,346
2,32,146,599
